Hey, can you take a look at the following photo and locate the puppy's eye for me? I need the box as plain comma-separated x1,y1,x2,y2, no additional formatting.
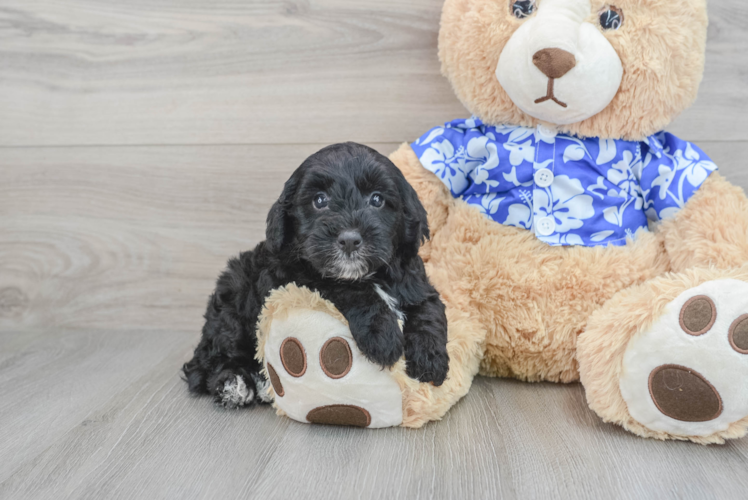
313,193,329,210
599,5,623,30
511,0,536,19
369,193,384,208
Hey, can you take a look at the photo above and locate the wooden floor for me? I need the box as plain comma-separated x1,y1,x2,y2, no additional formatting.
1,1,747,499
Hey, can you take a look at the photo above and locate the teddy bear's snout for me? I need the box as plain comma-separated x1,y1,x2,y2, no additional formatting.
533,48,576,80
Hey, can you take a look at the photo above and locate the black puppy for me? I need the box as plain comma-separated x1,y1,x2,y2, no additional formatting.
183,143,449,408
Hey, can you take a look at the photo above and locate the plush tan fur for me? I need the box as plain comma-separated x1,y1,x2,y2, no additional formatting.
658,173,748,272
393,142,671,383
439,0,708,141
578,264,748,444
256,283,485,428
384,0,748,442
390,141,748,441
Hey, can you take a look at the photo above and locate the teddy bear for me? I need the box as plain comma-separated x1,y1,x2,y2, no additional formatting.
257,0,748,443
384,0,748,443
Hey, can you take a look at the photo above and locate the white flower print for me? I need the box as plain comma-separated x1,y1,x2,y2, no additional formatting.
602,151,645,226
466,136,500,192
503,166,534,187
596,138,617,165
467,193,505,216
590,230,615,242
534,175,595,233
587,176,607,200
506,203,532,229
504,139,535,166
658,207,681,220
463,117,480,129
651,164,675,200
419,139,469,194
471,168,499,191
650,142,716,212
563,142,587,163
504,190,534,229
502,127,535,166
607,151,640,197
675,143,717,186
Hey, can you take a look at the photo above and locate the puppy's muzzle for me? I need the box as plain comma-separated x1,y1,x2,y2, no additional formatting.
338,230,362,256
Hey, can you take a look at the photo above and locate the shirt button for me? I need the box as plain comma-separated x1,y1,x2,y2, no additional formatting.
534,168,554,188
537,217,556,236
537,124,557,139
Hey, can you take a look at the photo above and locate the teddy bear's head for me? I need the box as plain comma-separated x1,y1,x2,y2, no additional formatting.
439,0,708,140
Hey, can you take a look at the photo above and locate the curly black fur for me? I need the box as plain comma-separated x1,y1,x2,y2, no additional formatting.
182,142,449,407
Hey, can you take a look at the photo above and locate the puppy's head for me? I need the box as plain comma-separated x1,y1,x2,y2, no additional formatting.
266,143,429,281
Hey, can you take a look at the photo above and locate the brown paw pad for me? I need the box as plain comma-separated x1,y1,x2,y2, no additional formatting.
280,337,307,377
319,337,352,379
679,295,716,336
306,404,371,427
648,364,723,422
729,314,748,354
266,363,284,397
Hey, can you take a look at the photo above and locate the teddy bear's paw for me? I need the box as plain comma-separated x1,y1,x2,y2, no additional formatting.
619,279,748,437
262,308,403,428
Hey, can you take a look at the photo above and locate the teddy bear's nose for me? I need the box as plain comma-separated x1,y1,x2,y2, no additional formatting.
533,48,576,79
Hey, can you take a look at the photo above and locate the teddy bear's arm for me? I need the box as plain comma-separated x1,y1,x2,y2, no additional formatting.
656,172,748,272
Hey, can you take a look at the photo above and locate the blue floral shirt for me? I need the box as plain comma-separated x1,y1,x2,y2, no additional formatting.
411,118,717,247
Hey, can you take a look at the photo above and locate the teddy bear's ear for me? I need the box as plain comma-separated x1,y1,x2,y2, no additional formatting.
396,171,430,261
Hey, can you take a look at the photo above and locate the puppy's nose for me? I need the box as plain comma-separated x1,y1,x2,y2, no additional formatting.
337,230,362,255
533,48,576,79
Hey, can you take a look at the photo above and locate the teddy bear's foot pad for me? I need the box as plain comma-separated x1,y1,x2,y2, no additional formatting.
620,279,748,437
263,308,403,428
306,404,372,427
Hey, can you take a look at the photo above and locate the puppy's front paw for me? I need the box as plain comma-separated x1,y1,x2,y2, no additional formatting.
250,372,273,403
354,312,404,368
405,345,450,386
212,371,255,409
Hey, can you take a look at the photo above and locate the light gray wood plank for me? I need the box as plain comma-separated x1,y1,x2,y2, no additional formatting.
0,330,288,500
2,333,748,500
0,143,400,332
0,0,745,147
0,328,193,485
0,0,464,146
670,0,748,142
1,142,745,333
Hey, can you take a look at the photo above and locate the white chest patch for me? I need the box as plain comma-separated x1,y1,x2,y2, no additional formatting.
374,284,405,322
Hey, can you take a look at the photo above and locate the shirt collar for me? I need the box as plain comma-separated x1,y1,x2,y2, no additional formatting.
459,116,666,158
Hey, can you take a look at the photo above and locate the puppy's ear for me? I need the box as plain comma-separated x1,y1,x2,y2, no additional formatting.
397,174,430,261
265,175,298,253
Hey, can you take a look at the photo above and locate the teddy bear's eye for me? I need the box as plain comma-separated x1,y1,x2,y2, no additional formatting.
599,5,624,30
511,0,536,19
